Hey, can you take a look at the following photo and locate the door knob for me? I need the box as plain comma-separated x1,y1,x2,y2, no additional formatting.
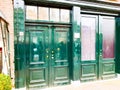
51,56,54,59
46,55,49,58
52,51,54,53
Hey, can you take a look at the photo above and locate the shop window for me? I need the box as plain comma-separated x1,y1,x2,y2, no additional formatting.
81,16,96,61
102,17,115,59
38,7,49,21
26,6,37,20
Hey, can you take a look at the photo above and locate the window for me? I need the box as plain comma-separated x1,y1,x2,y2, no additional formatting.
26,5,70,23
26,6,37,20
38,7,49,21
102,17,115,59
0,18,10,73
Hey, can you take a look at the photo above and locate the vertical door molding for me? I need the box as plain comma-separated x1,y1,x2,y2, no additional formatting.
72,6,81,81
98,15,103,79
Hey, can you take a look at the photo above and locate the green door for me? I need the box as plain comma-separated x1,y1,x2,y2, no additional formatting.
25,25,70,89
80,14,115,81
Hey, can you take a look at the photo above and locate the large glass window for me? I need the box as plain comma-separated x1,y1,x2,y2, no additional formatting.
81,16,96,61
26,5,70,23
102,17,115,59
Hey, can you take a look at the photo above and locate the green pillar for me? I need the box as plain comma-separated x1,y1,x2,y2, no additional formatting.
115,16,120,73
14,0,25,88
72,6,81,80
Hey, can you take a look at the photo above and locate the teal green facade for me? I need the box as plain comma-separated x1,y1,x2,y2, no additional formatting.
14,0,120,89
14,0,25,88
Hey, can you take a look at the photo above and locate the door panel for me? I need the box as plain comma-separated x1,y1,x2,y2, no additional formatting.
81,16,96,61
26,30,48,89
25,25,70,89
80,14,116,81
100,16,115,79
52,28,70,85
81,15,98,81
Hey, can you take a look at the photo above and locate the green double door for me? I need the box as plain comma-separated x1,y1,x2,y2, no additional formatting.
25,24,70,89
80,14,116,81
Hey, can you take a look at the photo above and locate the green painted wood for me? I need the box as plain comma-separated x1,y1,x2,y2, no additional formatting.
115,16,120,73
25,25,70,89
100,16,116,79
14,0,25,88
52,27,70,86
72,6,81,81
80,15,116,81
25,26,48,89
98,15,103,79
80,14,98,82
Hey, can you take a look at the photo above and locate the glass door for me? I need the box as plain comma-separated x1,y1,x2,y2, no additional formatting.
80,14,98,81
80,14,116,81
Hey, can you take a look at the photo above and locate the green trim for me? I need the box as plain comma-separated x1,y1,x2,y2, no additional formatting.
115,16,120,73
25,0,120,13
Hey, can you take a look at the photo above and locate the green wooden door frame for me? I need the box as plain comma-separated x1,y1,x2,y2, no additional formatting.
80,14,116,82
80,14,99,81
25,22,71,89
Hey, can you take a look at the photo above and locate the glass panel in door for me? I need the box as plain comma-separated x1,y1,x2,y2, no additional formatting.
102,17,115,59
81,16,96,61
26,30,48,89
52,28,70,85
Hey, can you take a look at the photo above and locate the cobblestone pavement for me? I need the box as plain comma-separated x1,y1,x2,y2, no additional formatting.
41,78,120,90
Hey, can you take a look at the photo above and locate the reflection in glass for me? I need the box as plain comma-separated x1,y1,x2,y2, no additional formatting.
38,7,49,21
26,6,37,20
56,31,67,60
30,32,43,62
61,9,70,23
102,17,115,58
81,16,96,61
50,8,59,22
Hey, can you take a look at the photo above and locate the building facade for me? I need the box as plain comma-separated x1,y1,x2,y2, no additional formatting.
0,0,14,84
14,0,120,89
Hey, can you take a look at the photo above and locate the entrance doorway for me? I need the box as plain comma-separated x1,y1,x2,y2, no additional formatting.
80,14,115,81
25,24,70,89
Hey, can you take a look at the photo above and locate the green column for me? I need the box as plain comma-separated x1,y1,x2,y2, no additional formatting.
14,0,25,88
72,6,81,80
115,16,120,73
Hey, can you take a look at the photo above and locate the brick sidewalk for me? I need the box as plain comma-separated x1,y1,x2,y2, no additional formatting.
13,78,120,90
41,78,120,90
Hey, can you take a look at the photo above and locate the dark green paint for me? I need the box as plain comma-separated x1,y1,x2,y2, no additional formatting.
115,16,120,73
25,24,70,89
14,0,25,88
80,15,116,82
72,6,81,80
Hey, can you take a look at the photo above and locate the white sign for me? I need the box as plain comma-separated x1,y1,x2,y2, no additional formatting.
74,33,80,38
